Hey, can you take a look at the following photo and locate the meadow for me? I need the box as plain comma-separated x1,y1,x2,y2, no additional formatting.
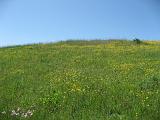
0,40,160,120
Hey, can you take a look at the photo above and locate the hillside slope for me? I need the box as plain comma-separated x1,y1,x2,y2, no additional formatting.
0,40,160,120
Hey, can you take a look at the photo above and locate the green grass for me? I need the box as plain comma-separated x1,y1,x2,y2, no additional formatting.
0,40,160,120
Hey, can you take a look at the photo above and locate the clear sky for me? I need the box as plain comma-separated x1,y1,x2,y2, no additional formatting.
0,0,160,46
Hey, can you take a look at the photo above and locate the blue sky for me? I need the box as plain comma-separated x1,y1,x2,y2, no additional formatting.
0,0,159,46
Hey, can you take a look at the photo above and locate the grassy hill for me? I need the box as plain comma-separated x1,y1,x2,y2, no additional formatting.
0,40,160,120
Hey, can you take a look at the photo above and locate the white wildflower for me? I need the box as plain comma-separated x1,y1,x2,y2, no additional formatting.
17,107,20,112
11,110,19,116
27,110,33,116
1,111,6,114
11,110,16,116
24,113,28,118
21,113,28,118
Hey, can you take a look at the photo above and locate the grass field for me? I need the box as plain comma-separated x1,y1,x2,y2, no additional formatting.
0,40,160,120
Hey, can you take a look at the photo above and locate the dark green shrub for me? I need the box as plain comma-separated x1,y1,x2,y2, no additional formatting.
133,38,142,44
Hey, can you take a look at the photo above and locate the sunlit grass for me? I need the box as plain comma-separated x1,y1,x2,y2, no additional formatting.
0,40,160,120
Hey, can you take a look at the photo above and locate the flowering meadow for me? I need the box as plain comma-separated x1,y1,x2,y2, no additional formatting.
0,40,160,120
